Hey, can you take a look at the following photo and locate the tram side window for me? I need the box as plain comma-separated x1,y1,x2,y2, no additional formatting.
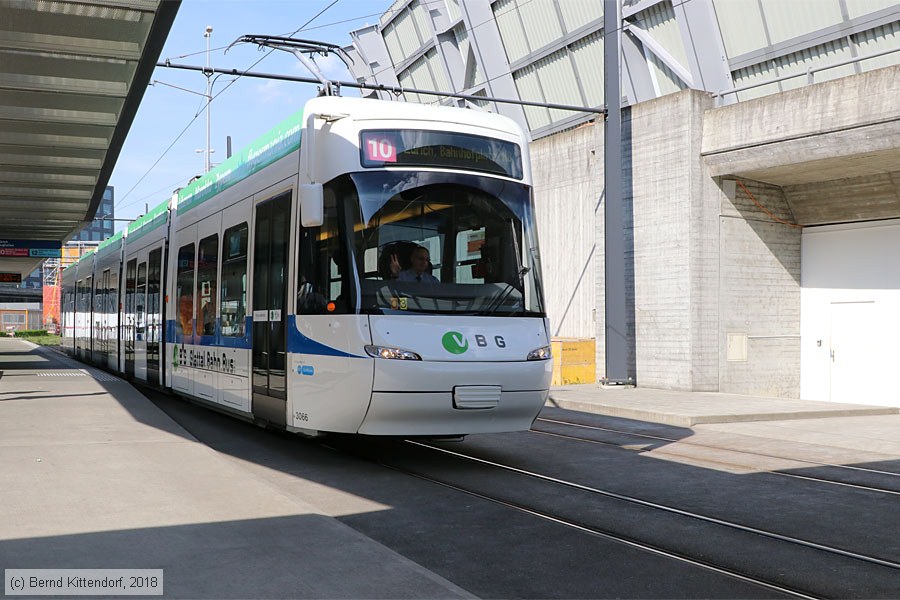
136,262,147,340
147,249,162,344
75,279,84,327
196,235,219,337
221,223,248,337
176,243,195,336
85,276,93,325
125,260,136,342
297,194,344,314
100,269,110,352
93,274,103,335
108,271,118,340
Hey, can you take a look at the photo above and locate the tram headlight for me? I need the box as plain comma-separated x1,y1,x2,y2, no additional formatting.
526,345,552,361
365,345,422,361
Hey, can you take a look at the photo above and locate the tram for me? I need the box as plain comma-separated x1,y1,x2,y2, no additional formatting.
62,96,552,436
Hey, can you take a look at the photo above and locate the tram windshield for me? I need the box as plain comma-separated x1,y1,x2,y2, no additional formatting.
297,171,546,317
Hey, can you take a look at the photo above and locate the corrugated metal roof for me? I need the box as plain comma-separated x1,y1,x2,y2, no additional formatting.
0,0,179,279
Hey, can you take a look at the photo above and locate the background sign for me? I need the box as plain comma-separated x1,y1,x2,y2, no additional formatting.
0,272,23,283
0,239,61,258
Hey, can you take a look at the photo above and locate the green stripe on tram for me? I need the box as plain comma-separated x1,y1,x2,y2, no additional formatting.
175,107,305,215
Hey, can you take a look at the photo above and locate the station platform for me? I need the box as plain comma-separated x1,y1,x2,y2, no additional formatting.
0,338,472,599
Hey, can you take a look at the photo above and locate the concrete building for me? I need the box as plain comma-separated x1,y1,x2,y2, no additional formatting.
345,0,900,405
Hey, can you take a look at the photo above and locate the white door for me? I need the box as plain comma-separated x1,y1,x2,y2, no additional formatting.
829,302,884,405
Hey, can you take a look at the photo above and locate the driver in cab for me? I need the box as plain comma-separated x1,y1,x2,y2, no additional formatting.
390,246,438,283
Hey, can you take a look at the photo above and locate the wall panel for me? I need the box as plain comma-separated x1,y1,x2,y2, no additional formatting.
570,31,603,107
513,65,551,130
559,0,600,33
712,0,767,58
494,0,530,63
760,0,843,45
519,0,563,53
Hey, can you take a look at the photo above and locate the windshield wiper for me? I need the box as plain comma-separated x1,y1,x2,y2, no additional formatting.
478,282,520,316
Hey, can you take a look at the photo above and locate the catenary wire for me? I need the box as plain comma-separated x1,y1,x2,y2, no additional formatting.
117,0,344,211
119,0,689,211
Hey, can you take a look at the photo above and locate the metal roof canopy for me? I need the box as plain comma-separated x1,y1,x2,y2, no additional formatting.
0,0,180,278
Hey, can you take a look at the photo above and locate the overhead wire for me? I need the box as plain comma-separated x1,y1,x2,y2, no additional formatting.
117,0,344,212
119,0,693,212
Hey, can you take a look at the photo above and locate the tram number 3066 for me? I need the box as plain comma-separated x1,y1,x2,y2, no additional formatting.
294,411,310,422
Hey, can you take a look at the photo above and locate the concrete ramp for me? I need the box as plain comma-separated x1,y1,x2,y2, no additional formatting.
548,384,899,427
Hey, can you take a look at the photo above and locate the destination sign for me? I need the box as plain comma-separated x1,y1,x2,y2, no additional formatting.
0,272,22,283
360,129,523,179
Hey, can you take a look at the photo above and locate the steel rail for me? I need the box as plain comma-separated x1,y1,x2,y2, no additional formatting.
409,440,900,572
366,444,817,600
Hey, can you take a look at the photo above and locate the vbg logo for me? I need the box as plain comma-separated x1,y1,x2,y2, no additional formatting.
442,331,507,354
442,331,469,354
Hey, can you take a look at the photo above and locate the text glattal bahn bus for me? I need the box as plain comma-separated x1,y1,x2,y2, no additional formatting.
62,96,552,437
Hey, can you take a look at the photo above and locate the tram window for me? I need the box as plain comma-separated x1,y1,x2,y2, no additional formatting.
125,259,136,342
221,223,248,337
109,271,118,342
196,234,219,337
136,262,147,338
101,269,110,353
76,279,84,316
176,243,195,336
297,193,343,315
456,227,486,283
147,249,162,344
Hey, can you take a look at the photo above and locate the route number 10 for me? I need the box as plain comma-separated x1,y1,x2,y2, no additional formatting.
365,137,397,163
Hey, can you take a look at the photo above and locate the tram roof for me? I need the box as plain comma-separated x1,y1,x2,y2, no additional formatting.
0,0,180,280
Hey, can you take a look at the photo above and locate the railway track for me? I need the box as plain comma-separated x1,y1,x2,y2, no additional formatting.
323,433,900,599
143,387,900,598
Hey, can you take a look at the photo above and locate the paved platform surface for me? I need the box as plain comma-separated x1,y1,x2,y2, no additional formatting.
548,383,899,426
0,338,472,599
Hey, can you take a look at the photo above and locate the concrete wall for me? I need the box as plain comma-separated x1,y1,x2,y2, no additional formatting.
702,65,900,225
718,179,801,397
628,92,701,389
702,65,900,155
531,123,600,340
531,88,804,395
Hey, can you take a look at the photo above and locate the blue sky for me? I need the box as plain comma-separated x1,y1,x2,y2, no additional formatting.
109,0,386,227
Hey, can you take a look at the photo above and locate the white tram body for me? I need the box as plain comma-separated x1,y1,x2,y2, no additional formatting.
62,96,552,436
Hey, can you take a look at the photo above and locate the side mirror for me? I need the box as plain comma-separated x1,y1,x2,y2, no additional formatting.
299,183,324,227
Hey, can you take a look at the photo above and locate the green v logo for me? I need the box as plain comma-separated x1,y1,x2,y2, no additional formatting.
442,331,469,354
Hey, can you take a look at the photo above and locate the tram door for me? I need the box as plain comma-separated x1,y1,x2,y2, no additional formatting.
134,261,147,380
146,248,163,386
85,276,93,362
124,259,136,378
251,192,291,426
